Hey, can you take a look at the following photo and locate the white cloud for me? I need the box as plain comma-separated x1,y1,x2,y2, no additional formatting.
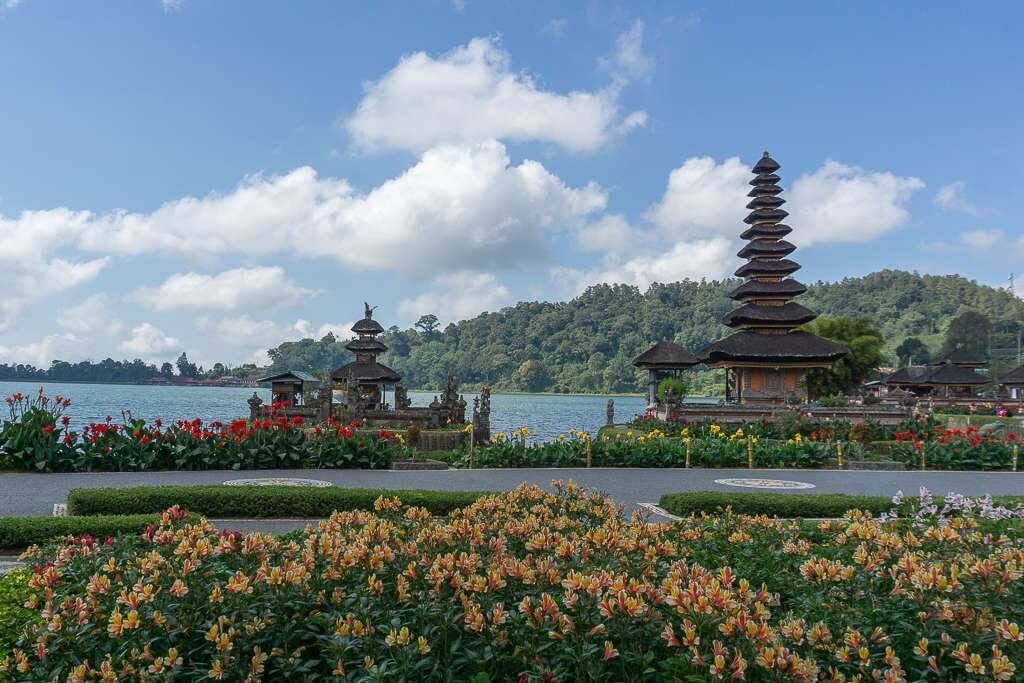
960,229,1004,250
553,238,733,294
541,18,567,38
161,0,181,11
609,20,655,80
645,156,749,239
117,323,179,359
345,37,638,152
617,110,648,134
935,181,982,215
57,294,123,336
574,214,641,257
207,315,356,350
291,320,355,340
2,0,23,9
450,0,465,13
131,266,315,312
0,333,79,368
0,243,109,331
788,160,925,245
398,271,512,323
4,142,603,283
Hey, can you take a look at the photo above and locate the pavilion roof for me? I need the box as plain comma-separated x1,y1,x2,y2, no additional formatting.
934,348,985,367
884,366,932,386
331,360,401,384
734,258,801,278
699,330,848,365
722,302,817,328
736,239,796,259
728,278,807,301
739,223,792,240
352,317,385,335
924,363,987,385
633,341,700,368
345,337,388,354
256,370,320,385
999,365,1024,385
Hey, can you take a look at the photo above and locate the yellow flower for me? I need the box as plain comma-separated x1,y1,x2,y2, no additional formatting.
208,660,225,680
416,636,431,655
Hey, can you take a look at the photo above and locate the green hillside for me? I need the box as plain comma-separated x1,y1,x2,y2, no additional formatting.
265,270,1024,395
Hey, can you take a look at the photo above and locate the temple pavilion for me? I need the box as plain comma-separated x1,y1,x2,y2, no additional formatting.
884,349,987,398
698,152,848,404
633,341,700,407
999,365,1024,401
331,304,401,410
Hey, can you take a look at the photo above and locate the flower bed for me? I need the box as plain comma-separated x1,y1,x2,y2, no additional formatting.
463,427,830,469
4,484,1024,681
1,391,401,473
893,426,1020,470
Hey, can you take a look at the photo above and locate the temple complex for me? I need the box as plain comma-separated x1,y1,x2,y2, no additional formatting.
884,349,987,398
698,152,848,404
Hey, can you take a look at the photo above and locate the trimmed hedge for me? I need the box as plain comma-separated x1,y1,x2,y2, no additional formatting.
68,485,494,518
0,514,161,550
658,491,1024,519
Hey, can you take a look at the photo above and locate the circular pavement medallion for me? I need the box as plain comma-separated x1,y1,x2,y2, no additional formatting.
223,478,333,488
714,478,816,490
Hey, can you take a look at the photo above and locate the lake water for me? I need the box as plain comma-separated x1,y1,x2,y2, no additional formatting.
0,380,648,443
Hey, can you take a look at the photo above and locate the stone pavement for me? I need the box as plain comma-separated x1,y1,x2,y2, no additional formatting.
1,467,1022,518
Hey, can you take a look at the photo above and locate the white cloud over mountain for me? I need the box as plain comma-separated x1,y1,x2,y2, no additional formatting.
345,37,645,152
131,267,316,313
117,323,180,359
398,271,512,324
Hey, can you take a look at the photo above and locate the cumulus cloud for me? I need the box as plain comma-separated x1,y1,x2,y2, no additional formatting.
935,181,983,215
117,323,179,359
788,160,925,244
553,237,733,295
0,333,79,367
131,267,315,312
398,271,512,323
4,142,604,285
645,156,749,239
0,244,109,331
345,37,641,152
203,316,356,352
57,294,123,336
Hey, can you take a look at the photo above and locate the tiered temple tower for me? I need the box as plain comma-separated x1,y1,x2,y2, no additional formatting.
699,152,847,404
331,304,401,409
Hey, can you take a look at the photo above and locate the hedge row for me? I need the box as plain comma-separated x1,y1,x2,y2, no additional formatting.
658,491,1024,519
0,514,162,550
67,485,494,518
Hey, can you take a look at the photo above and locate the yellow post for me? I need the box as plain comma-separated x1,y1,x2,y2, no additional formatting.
1014,444,1019,472
586,438,592,469
919,445,926,471
836,441,844,469
684,437,692,468
747,435,754,469
469,429,475,469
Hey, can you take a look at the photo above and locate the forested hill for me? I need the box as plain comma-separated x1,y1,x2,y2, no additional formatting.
264,270,1024,394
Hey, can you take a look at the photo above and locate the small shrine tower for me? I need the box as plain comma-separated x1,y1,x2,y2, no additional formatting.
331,303,401,410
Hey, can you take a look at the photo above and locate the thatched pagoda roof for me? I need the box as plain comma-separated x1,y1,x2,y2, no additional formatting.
728,278,807,301
721,302,817,327
331,360,401,384
633,341,700,369
256,370,320,385
999,365,1024,385
934,348,985,368
699,330,848,365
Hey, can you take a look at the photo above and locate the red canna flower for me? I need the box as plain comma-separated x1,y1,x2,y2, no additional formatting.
41,423,55,434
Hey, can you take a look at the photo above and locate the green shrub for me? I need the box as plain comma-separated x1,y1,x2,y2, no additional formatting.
655,377,686,402
0,570,32,679
0,514,162,550
658,491,1024,518
68,485,492,518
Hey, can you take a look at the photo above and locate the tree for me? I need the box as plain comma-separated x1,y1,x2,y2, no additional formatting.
175,352,199,378
414,314,440,337
511,360,551,393
212,362,226,376
942,311,990,358
894,337,930,366
802,317,886,398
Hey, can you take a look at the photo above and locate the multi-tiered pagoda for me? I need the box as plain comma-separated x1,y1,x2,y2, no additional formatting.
332,303,401,410
699,152,847,404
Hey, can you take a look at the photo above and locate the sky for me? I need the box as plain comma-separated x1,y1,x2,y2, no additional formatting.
1,0,1021,370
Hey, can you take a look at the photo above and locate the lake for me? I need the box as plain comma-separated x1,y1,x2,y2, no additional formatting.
0,380,648,443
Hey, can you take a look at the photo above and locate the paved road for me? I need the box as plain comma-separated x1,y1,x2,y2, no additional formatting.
2,468,1023,517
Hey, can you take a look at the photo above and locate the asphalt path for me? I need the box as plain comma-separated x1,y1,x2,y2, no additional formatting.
2,468,1023,517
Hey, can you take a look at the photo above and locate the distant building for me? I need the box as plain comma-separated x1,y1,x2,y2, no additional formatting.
698,152,847,404
883,350,987,398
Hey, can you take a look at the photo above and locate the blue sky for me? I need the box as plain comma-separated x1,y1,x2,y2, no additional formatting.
1,0,1021,369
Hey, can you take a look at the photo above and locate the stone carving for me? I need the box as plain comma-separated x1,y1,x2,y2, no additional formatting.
606,399,615,426
247,392,263,420
473,386,492,442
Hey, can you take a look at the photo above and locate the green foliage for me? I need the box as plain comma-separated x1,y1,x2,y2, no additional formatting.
658,491,1024,518
0,570,32,673
655,377,687,402
894,336,930,365
891,427,1020,470
67,486,492,518
0,514,162,550
942,310,991,357
802,317,886,397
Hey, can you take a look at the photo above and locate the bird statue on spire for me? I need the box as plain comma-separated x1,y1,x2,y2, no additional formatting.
364,302,378,319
